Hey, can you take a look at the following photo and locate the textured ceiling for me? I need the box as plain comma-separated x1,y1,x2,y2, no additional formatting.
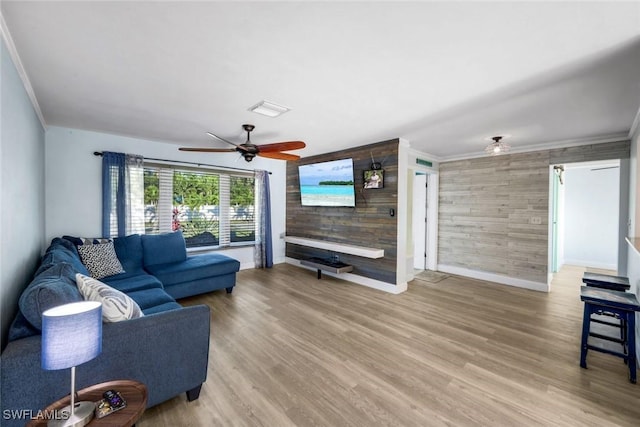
2,1,640,160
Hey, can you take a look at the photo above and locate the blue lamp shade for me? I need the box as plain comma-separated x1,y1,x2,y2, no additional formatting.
42,301,103,370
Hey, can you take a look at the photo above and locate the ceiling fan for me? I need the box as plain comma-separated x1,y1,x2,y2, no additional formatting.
179,124,305,162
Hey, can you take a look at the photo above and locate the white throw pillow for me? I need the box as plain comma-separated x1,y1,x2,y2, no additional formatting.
76,273,143,322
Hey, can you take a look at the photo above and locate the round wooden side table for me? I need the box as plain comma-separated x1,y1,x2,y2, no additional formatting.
27,379,147,427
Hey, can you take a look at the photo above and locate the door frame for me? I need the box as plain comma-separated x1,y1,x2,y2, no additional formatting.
412,172,427,271
408,166,438,272
547,159,630,286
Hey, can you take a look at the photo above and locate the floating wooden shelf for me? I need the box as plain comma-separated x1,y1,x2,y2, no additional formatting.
285,236,384,259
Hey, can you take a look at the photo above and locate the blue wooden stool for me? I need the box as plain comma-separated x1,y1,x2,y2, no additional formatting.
582,272,631,340
580,286,640,383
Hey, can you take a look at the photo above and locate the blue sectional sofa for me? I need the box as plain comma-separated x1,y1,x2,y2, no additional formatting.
1,231,240,426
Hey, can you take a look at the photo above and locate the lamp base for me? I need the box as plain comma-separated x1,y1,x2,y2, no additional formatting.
47,401,95,427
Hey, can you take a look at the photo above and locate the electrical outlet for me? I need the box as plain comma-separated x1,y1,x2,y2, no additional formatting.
530,217,542,225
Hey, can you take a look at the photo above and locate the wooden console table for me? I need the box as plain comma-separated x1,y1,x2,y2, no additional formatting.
27,379,147,427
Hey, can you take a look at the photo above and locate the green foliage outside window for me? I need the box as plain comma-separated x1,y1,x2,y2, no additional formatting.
143,168,255,247
173,172,219,210
230,176,254,206
144,169,160,234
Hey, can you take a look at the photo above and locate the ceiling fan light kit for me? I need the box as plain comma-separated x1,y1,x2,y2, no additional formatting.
484,135,511,155
179,124,305,162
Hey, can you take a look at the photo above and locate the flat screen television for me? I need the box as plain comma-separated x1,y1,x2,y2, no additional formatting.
298,158,356,207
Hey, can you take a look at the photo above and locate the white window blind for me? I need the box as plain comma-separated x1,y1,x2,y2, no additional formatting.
158,167,174,233
231,176,255,243
127,157,146,235
143,164,254,248
219,174,231,247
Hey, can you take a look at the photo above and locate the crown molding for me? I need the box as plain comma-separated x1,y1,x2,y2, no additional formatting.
438,132,630,163
0,11,47,130
407,146,442,164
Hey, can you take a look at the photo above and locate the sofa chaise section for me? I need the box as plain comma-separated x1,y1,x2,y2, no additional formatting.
141,232,241,299
145,254,241,299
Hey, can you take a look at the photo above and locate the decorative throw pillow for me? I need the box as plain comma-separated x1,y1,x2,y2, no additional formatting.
76,274,144,322
77,240,125,279
77,237,113,245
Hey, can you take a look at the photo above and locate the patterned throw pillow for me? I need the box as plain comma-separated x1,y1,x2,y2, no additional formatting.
76,274,144,322
77,240,125,279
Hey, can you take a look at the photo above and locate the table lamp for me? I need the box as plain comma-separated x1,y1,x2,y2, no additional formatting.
42,301,102,427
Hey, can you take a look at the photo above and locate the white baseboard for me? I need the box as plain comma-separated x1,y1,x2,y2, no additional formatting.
241,257,286,270
239,262,255,270
563,259,617,271
437,264,550,293
285,257,407,294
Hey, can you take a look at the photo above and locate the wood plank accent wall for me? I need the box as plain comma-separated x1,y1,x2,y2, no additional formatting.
439,151,550,283
438,141,630,284
549,140,630,164
286,139,399,284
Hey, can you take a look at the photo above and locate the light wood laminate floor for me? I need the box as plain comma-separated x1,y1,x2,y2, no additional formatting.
138,264,640,426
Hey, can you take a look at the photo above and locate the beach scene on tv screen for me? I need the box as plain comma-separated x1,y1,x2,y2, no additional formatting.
299,158,356,207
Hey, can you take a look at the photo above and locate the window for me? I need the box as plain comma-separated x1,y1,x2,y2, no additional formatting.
144,165,255,248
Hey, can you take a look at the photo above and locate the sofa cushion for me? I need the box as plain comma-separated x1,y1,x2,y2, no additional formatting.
19,263,83,330
141,301,183,315
37,238,90,277
127,287,178,311
102,271,163,293
113,234,144,272
77,241,125,279
52,236,80,253
141,231,187,267
144,253,240,286
76,274,144,322
7,311,40,341
62,235,83,246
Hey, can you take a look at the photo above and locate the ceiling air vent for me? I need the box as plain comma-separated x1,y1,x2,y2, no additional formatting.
248,100,290,118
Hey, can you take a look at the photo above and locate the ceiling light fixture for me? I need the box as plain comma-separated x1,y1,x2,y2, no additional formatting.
248,100,290,118
484,136,511,155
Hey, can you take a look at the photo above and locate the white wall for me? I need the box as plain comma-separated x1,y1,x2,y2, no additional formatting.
563,161,620,270
627,122,640,369
1,39,46,347
618,158,630,275
44,127,287,268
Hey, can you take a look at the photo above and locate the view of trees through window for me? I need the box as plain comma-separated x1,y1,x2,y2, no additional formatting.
144,167,255,248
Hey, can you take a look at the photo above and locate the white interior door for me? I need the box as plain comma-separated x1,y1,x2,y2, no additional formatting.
413,173,427,270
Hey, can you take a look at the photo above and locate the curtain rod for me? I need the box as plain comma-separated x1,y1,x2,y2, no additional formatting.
93,151,271,174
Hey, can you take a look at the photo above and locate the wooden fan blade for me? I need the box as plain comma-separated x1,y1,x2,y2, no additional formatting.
258,151,300,161
206,132,248,151
179,147,236,152
256,141,306,153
